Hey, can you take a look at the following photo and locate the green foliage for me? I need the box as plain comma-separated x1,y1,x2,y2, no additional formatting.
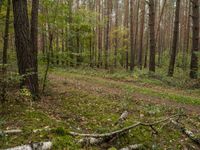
53,136,80,150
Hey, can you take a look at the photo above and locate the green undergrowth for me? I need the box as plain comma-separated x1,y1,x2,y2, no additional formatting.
1,67,199,149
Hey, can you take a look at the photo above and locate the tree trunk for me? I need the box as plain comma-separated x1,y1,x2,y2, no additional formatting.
138,0,145,70
30,0,39,99
114,0,119,68
68,0,73,67
1,0,11,103
190,0,199,79
123,0,129,70
97,0,102,68
168,0,181,77
182,0,191,70
148,0,156,72
13,0,38,99
105,0,112,69
130,0,134,71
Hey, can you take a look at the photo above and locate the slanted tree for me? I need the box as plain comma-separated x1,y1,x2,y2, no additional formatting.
168,0,181,77
148,0,156,72
190,0,199,79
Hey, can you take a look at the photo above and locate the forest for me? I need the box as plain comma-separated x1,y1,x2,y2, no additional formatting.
0,0,200,149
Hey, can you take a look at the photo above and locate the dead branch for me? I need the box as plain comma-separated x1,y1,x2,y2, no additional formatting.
119,144,143,150
0,129,22,136
171,119,200,146
69,115,180,138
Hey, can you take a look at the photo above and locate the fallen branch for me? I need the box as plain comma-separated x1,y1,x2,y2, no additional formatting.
0,129,22,136
69,115,180,138
5,141,52,150
120,144,143,150
171,119,200,146
0,127,51,136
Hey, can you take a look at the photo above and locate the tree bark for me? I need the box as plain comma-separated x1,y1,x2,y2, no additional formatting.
138,0,145,70
123,0,129,70
1,0,11,103
148,0,156,72
30,0,39,99
130,0,134,71
13,0,38,99
105,0,112,69
168,0,181,77
190,0,199,79
114,0,119,68
97,0,102,68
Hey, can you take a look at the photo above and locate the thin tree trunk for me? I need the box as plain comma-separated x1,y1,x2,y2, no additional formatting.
105,0,111,69
30,0,39,99
130,0,134,71
168,0,181,77
123,0,129,70
144,30,149,68
97,0,102,68
138,0,145,70
1,0,11,103
114,0,119,68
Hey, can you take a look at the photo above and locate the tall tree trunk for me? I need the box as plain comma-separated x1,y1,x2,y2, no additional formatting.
190,0,199,79
105,0,111,69
1,0,11,103
68,0,73,66
148,0,156,72
13,0,38,99
144,29,149,68
114,0,119,68
182,0,190,70
168,0,181,77
138,0,145,70
130,0,134,71
30,0,39,99
97,0,102,68
123,0,129,70
133,0,140,68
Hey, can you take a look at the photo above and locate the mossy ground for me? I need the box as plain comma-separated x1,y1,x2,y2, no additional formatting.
0,68,200,149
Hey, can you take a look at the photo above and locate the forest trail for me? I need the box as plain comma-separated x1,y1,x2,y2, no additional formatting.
49,71,200,115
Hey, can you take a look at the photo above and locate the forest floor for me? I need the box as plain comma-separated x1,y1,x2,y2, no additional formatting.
0,68,200,149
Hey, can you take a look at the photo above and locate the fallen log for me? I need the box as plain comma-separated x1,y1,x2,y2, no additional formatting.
5,141,52,150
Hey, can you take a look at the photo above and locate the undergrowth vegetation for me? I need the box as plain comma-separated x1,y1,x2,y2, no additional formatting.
1,67,200,149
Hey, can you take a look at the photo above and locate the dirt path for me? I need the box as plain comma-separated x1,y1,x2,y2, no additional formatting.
49,73,200,115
